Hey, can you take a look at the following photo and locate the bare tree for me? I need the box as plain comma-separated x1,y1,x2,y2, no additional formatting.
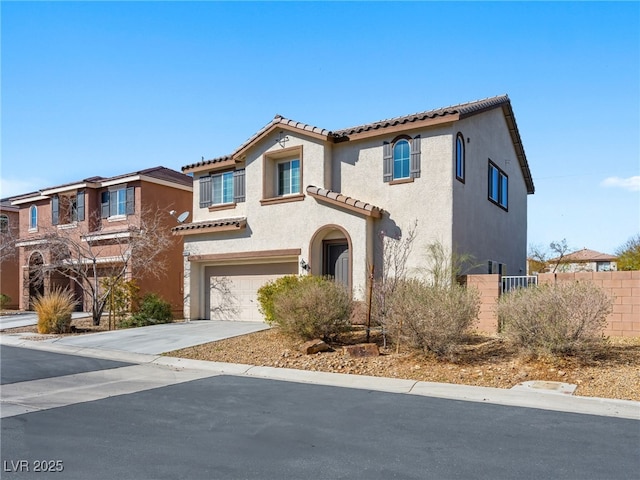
31,208,175,325
371,220,418,346
0,215,18,262
528,239,572,274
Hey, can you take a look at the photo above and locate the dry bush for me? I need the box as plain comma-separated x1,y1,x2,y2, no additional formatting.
497,281,613,356
386,279,480,357
272,276,353,342
34,288,76,334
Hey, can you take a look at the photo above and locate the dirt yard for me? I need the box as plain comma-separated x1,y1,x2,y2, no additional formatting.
3,317,638,402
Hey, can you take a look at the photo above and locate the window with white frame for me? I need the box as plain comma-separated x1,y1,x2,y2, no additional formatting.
488,160,508,210
199,169,245,208
277,159,300,196
101,187,134,218
52,191,85,225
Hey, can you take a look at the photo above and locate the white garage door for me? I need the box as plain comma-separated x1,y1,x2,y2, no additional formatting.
204,263,298,322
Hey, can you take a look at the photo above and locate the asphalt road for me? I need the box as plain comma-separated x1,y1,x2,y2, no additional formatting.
1,346,638,479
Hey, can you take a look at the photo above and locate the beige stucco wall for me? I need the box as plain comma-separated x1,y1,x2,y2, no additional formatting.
332,125,455,277
452,108,529,275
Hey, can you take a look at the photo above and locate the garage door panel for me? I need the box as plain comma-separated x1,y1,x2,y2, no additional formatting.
205,263,297,322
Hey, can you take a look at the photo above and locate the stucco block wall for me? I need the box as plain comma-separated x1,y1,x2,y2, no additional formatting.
465,272,640,337
537,272,640,337
463,274,501,333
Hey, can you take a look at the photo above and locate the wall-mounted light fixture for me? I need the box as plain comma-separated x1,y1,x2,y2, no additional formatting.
300,259,310,272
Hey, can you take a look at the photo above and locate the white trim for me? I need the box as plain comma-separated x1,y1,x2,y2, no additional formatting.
15,239,48,247
41,182,99,196
12,195,49,205
83,231,133,242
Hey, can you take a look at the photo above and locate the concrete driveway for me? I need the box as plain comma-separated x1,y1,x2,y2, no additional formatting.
38,320,269,355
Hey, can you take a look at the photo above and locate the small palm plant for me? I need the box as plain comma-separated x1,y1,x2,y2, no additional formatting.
34,288,76,334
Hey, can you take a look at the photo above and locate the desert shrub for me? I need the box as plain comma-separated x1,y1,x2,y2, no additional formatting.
257,275,303,325
0,293,11,309
34,288,76,334
271,275,353,341
118,293,173,328
497,281,613,356
385,279,480,357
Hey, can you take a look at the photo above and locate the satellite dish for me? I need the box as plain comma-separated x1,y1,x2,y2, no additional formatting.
176,211,189,223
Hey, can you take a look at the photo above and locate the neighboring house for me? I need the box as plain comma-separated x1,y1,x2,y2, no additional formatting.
176,94,535,321
11,167,192,313
548,248,618,273
0,198,21,309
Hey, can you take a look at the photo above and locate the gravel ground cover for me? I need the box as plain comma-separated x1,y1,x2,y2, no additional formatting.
3,318,638,402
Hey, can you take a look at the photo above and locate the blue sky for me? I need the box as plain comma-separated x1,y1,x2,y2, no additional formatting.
1,1,638,255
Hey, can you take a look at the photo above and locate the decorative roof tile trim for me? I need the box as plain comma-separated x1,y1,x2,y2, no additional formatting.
172,217,247,236
182,155,234,173
306,186,382,218
333,95,510,136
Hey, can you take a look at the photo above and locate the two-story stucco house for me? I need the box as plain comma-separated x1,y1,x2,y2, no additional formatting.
11,166,192,314
176,95,535,321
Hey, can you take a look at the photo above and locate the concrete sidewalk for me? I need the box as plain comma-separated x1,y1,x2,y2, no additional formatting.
0,312,89,330
2,328,638,421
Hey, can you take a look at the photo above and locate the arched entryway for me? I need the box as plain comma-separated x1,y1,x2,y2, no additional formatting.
27,251,45,310
309,225,353,291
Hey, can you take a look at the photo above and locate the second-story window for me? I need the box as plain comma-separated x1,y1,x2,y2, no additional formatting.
199,169,245,208
488,160,508,210
277,159,300,196
29,205,38,230
101,187,134,218
456,132,465,182
383,136,421,183
52,191,85,225
0,214,8,233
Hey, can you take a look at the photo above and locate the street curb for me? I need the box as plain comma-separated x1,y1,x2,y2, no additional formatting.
2,334,639,420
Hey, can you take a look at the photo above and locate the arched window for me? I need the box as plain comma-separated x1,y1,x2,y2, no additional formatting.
29,205,38,230
456,133,465,182
0,214,8,233
383,136,421,183
393,139,410,180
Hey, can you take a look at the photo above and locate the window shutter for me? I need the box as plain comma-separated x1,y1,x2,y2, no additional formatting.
101,192,110,218
199,176,212,208
383,142,392,182
52,196,59,225
126,187,135,215
77,191,85,221
233,169,246,203
410,135,421,179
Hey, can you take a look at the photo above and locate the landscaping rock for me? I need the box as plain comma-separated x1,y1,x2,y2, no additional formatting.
300,339,330,355
343,343,379,358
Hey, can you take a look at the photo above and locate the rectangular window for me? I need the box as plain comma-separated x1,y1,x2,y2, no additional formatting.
102,187,134,218
277,159,300,196
212,171,234,205
488,161,508,209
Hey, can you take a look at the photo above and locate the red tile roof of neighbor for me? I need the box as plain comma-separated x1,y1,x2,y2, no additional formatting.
554,248,618,263
183,94,534,194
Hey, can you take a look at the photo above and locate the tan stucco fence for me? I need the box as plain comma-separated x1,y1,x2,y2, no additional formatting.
464,271,640,337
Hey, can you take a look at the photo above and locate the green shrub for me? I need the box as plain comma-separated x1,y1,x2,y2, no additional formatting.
497,281,613,356
0,293,11,309
270,275,353,341
118,293,173,328
257,275,304,325
386,279,480,357
34,288,76,334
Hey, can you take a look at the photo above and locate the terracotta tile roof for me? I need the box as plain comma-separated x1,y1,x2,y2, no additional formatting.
306,186,382,218
182,95,534,194
333,95,511,136
554,248,618,263
172,217,247,234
